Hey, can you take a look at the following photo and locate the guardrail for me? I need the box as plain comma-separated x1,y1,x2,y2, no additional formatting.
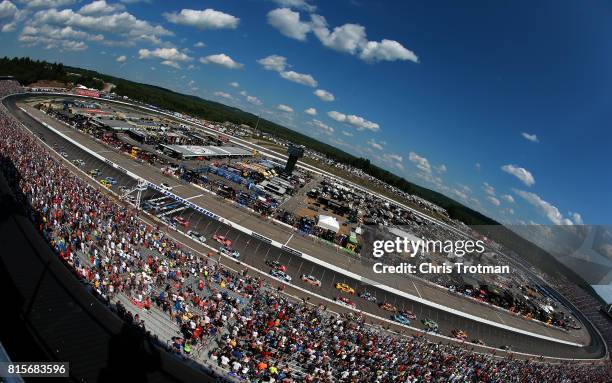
13,98,592,349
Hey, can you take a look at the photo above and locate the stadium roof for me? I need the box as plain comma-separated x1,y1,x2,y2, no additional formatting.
161,144,252,158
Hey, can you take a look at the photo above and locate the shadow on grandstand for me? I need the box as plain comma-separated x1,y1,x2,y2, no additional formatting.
0,157,220,383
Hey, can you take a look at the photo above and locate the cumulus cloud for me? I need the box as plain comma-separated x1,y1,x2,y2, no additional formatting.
482,182,496,196
28,7,173,45
164,8,239,30
200,53,243,69
18,24,103,50
271,0,316,12
266,9,418,63
160,60,180,69
279,70,317,87
139,47,191,61
435,164,447,174
246,95,262,105
341,130,353,137
19,0,75,9
514,189,575,225
267,8,310,41
569,212,583,225
257,54,288,72
501,194,514,203
229,81,239,88
79,0,124,16
194,41,205,48
277,104,294,113
382,153,404,171
521,132,539,143
0,0,18,19
367,139,384,150
327,110,379,132
501,164,535,186
313,88,334,101
304,107,316,116
311,119,334,135
486,195,501,206
408,151,431,174
116,54,126,62
214,91,233,100
257,54,318,87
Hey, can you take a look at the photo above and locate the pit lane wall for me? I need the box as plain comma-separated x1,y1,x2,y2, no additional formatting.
12,95,596,350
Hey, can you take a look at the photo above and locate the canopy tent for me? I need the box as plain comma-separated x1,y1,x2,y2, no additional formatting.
317,215,340,233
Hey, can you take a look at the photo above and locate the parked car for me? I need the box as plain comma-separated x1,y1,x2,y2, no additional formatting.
335,296,357,308
335,282,355,294
160,182,172,190
270,269,292,282
391,314,411,326
187,230,206,243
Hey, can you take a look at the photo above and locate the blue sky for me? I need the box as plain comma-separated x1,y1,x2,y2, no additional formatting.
1,0,610,225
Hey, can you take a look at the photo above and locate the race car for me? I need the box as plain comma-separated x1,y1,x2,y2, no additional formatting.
358,291,377,302
422,318,439,333
173,216,190,227
160,182,173,190
187,230,206,243
213,235,232,246
220,246,240,259
379,302,398,312
89,168,101,177
391,314,411,326
265,260,287,271
105,177,117,185
399,310,417,320
471,339,486,346
100,179,112,188
300,274,321,287
451,329,468,340
335,297,357,308
270,269,292,282
334,282,355,294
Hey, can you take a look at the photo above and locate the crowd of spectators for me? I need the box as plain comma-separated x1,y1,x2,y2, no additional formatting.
1,82,610,382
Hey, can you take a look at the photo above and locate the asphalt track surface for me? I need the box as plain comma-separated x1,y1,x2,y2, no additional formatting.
4,94,607,360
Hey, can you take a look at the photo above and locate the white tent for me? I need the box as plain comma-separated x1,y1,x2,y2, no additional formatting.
317,215,340,233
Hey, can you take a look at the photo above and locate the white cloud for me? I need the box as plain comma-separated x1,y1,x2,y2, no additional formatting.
0,1,18,19
308,13,418,63
116,54,126,62
501,164,535,186
139,47,190,61
19,0,75,9
267,8,311,41
304,107,316,116
246,95,261,105
160,60,180,69
194,41,205,48
280,70,317,87
367,139,384,150
514,189,574,225
164,8,239,30
229,81,239,88
569,212,583,225
382,153,404,171
313,88,334,101
271,0,316,12
79,1,124,16
482,182,496,196
200,53,243,69
257,54,288,71
501,194,514,203
29,8,172,45
327,110,379,132
311,119,334,135
521,132,539,143
18,24,99,50
435,164,447,174
475,162,481,171
486,195,501,206
214,91,233,100
408,151,431,174
341,130,353,137
277,104,294,113
360,39,419,63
